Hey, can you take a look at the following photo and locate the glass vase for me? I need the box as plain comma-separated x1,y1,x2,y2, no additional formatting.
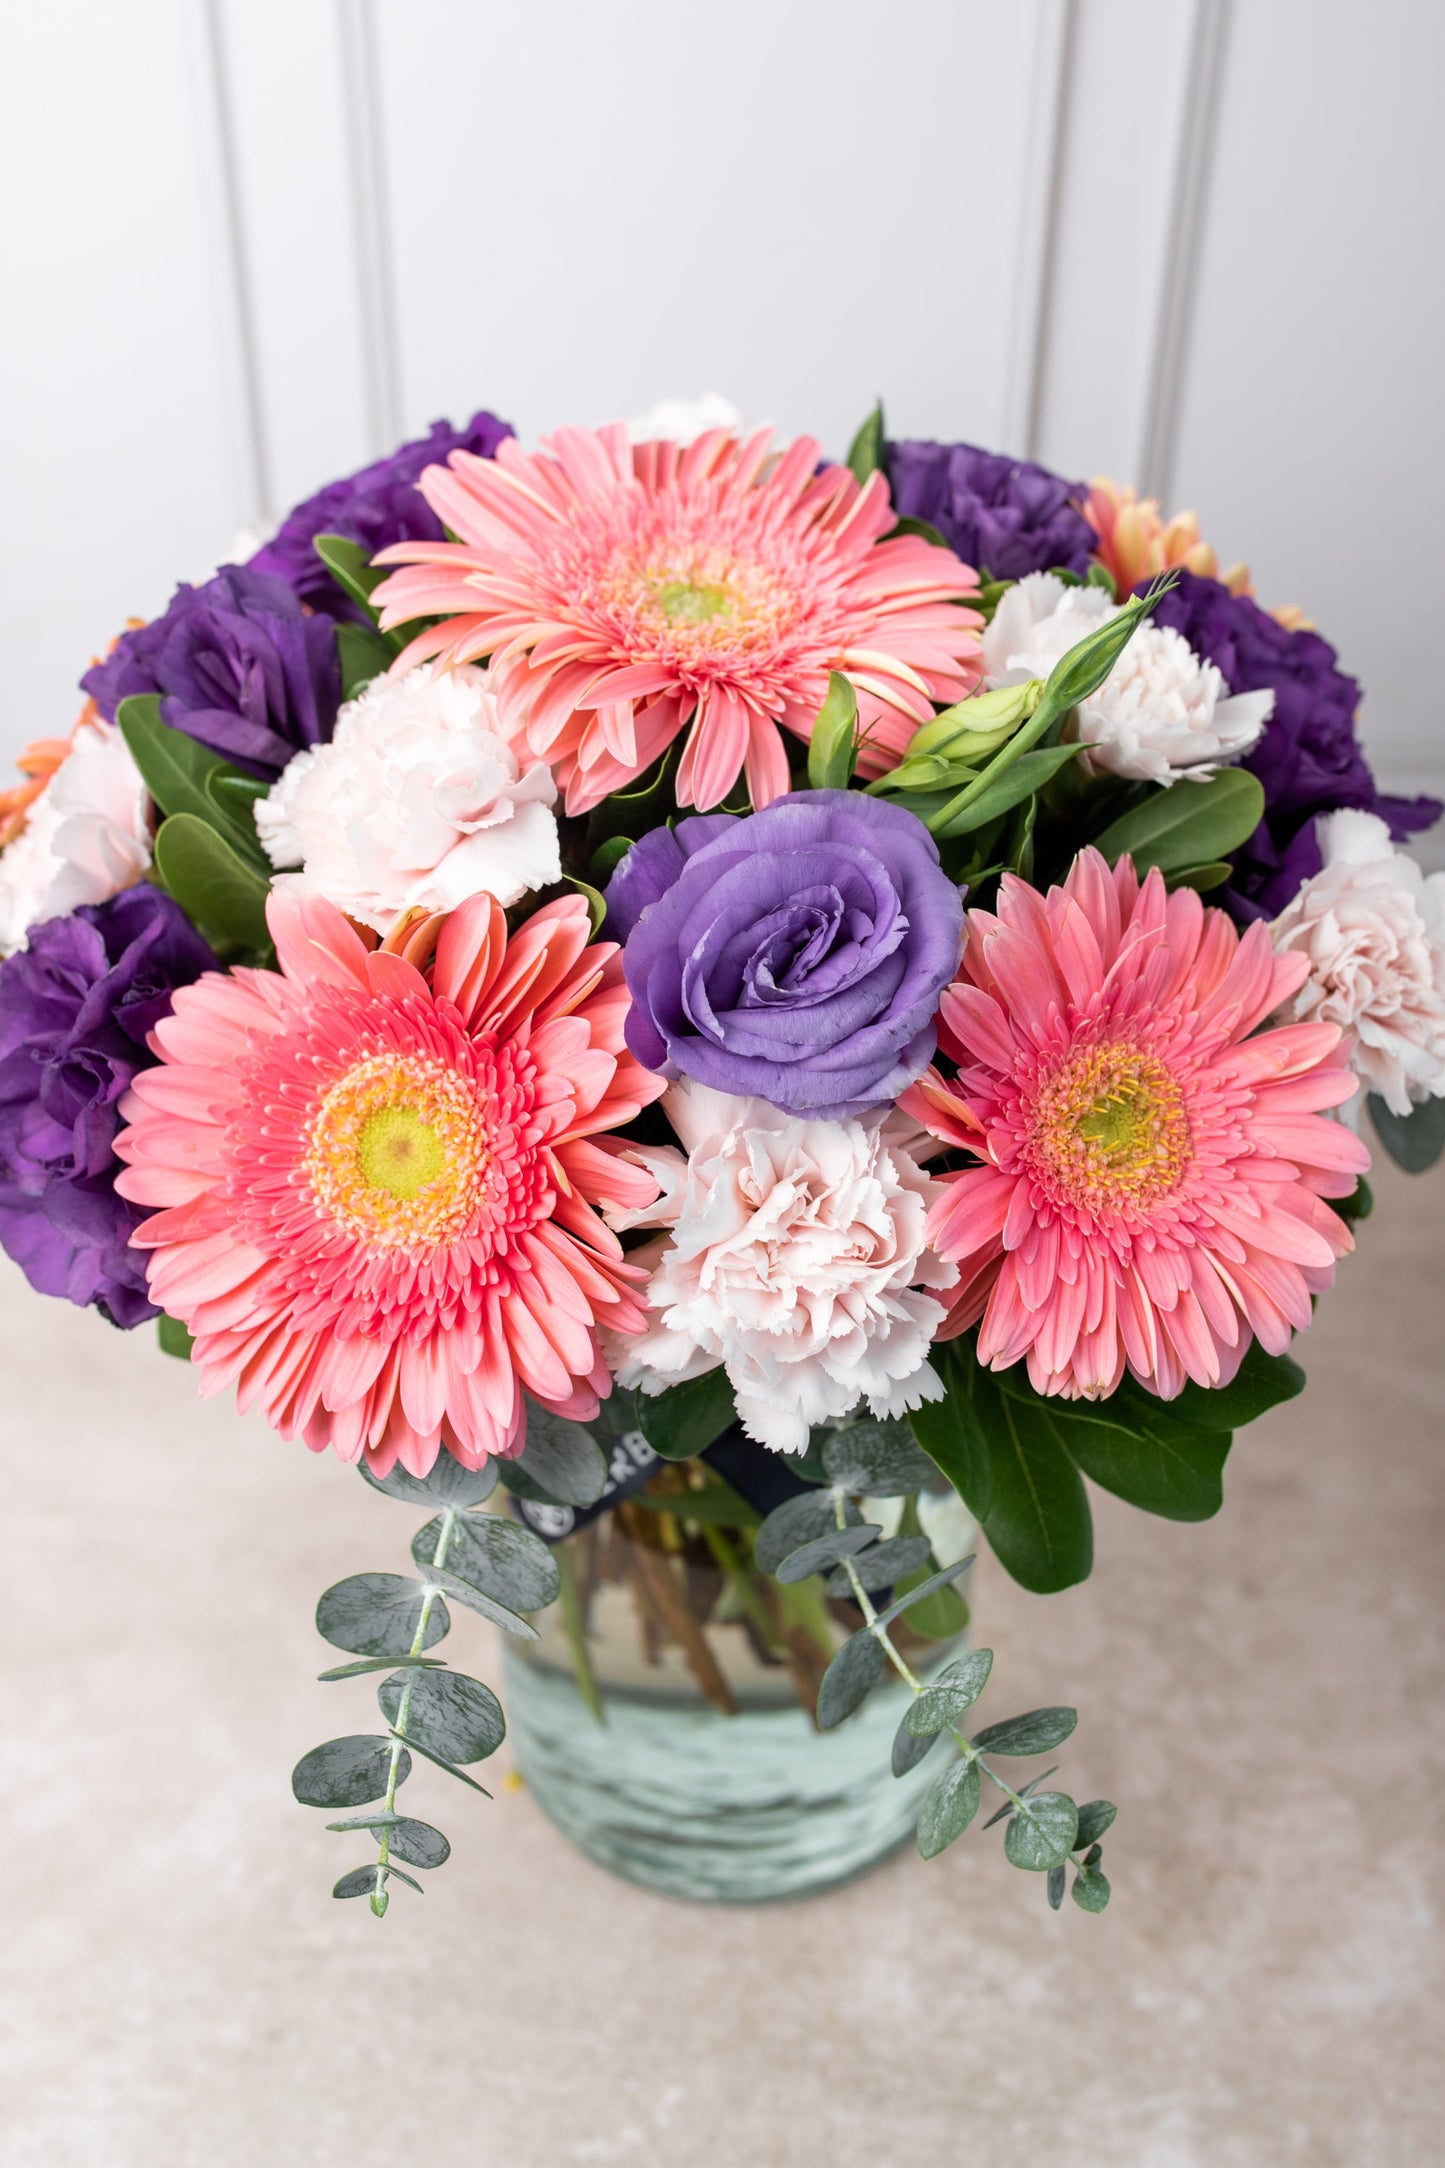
503,1456,972,1903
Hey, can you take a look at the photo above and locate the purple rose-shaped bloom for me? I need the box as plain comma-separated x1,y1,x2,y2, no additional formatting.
615,791,965,1119
0,886,216,1327
887,438,1094,582
1145,571,1442,919
82,565,342,782
250,410,513,620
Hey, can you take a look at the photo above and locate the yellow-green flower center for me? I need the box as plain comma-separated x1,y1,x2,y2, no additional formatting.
655,578,734,624
1028,1042,1190,1210
305,1052,489,1250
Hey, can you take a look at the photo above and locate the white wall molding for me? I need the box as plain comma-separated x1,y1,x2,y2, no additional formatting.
337,0,402,456
1135,0,1233,505
998,0,1075,460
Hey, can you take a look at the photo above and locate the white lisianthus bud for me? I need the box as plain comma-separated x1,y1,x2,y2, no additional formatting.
0,721,152,955
255,662,561,932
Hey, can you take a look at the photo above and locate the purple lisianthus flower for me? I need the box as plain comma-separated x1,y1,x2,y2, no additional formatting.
81,565,342,782
614,790,965,1119
0,885,216,1327
1145,571,1442,919
250,410,513,620
886,438,1094,582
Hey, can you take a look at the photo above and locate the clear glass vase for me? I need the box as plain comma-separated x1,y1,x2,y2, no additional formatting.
504,1458,972,1902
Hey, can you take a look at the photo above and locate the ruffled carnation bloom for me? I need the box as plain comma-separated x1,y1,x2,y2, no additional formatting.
0,714,152,954
613,790,965,1120
886,438,1094,581
1269,810,1445,1118
371,424,984,815
112,890,664,1475
82,565,342,782
626,393,745,446
249,410,513,619
983,572,1272,785
609,1079,957,1454
1084,478,1250,598
901,850,1369,1401
255,663,560,932
0,887,215,1326
1145,571,1442,920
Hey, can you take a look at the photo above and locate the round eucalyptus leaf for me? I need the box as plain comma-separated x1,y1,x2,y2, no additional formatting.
1047,1862,1067,1911
754,1491,860,1577
412,1513,560,1613
917,1756,981,1858
826,1534,932,1597
292,1734,407,1810
1071,1865,1111,1913
891,1706,941,1779
774,1523,879,1586
371,1816,450,1870
1074,1799,1117,1849
1003,1790,1079,1872
333,1866,386,1901
500,1406,608,1507
424,1566,539,1640
361,1448,499,1509
378,1669,505,1766
905,1648,995,1736
316,1573,450,1659
816,1627,886,1730
822,1419,939,1497
971,1705,1077,1757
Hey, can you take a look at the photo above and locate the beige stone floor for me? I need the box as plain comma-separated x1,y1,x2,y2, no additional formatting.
0,1154,1441,2168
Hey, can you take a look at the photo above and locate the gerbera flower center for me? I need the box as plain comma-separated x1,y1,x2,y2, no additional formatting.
1025,1040,1191,1211
305,1051,489,1250
596,541,800,663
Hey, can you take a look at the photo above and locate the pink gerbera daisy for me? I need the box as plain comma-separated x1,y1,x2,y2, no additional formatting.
112,890,665,1474
370,424,984,816
900,850,1370,1401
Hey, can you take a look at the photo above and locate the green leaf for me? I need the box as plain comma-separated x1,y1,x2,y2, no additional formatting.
157,1313,193,1361
412,1513,560,1613
333,1864,417,1902
1003,1790,1079,1871
152,812,271,952
889,514,951,550
816,1626,886,1729
422,1565,539,1640
584,743,677,851
754,1491,862,1576
316,1573,450,1660
1165,860,1232,893
774,1523,880,1586
807,672,859,791
1047,1861,1067,1908
983,1390,1094,1593
566,876,607,936
869,1554,974,1634
1071,1865,1112,1913
983,1767,1059,1828
1073,1799,1117,1848
336,621,395,700
910,1342,995,1518
361,1448,499,1510
931,742,1083,839
588,833,633,886
821,1418,939,1497
971,1706,1077,1756
892,1706,942,1778
633,1368,737,1460
313,532,387,615
1336,1175,1373,1227
384,1725,492,1795
1014,1388,1230,1523
824,1534,931,1596
904,1648,994,1736
1368,1091,1445,1173
499,1406,608,1507
318,1655,447,1682
1164,1338,1305,1431
116,695,248,838
378,1669,505,1765
636,1474,759,1529
1092,767,1266,878
888,1497,973,1638
324,1810,409,1832
373,1817,450,1870
293,1735,406,1810
845,400,885,485
916,1756,981,1858
1085,562,1118,599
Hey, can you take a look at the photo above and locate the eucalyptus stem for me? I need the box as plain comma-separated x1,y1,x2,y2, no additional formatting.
369,1506,457,1917
701,1523,779,1647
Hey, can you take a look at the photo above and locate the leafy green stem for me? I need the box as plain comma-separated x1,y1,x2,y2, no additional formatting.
555,1545,605,1725
370,1507,457,1916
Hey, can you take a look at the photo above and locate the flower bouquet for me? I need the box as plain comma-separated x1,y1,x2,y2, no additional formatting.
3,397,1441,1919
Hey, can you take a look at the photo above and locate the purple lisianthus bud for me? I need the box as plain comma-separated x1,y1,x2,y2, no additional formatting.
0,885,216,1326
616,790,965,1119
250,410,514,620
82,565,342,782
1144,571,1442,920
886,438,1094,582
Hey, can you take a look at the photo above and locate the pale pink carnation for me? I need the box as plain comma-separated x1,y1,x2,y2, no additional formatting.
609,1080,957,1454
1270,810,1445,1118
0,718,151,955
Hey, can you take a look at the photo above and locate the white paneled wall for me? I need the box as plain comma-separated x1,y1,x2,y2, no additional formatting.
1,0,1440,830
